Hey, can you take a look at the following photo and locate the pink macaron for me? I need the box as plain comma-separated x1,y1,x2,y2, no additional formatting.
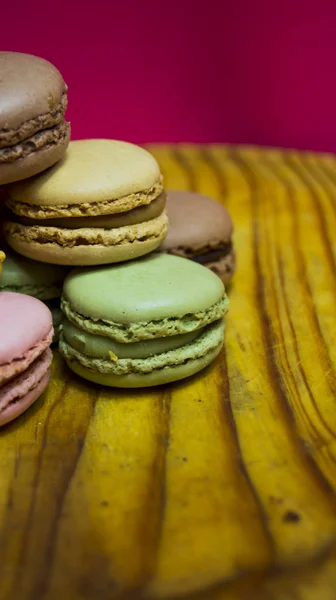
0,292,53,426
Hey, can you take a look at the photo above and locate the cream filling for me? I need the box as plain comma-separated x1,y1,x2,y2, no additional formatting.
62,318,200,360
60,320,225,375
19,192,166,229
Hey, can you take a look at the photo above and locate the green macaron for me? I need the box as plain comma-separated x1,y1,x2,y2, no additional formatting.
0,249,67,341
59,254,229,387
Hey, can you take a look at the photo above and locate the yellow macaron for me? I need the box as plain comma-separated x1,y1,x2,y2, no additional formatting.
4,139,168,266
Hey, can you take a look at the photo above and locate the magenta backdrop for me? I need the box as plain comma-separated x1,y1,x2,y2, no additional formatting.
2,0,336,151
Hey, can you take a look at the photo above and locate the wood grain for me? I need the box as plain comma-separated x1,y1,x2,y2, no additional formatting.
1,146,336,599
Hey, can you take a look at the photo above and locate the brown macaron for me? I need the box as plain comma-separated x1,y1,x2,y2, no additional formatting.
161,191,236,285
0,52,70,185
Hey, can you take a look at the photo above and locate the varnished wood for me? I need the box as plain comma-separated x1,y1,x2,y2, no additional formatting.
1,146,336,600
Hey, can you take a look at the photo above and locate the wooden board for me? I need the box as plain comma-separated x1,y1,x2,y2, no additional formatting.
1,145,336,600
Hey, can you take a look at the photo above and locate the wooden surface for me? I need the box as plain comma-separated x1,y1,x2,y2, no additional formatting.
1,145,336,600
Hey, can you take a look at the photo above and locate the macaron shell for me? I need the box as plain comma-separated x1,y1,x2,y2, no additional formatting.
63,254,225,324
7,139,162,206
162,190,233,251
64,342,223,388
0,369,50,427
0,127,70,185
5,212,168,266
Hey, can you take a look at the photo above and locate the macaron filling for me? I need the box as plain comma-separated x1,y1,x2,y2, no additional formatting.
0,326,53,386
169,242,233,265
61,295,228,343
18,192,166,229
62,318,201,359
6,181,164,219
0,92,68,148
0,348,52,409
0,121,70,164
0,371,50,426
193,245,232,264
5,211,168,248
59,320,224,375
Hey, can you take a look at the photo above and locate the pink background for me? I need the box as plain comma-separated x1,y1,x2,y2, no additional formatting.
2,0,336,151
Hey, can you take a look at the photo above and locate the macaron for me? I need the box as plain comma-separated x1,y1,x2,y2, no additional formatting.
59,253,229,387
4,139,168,266
0,248,67,341
0,292,53,426
161,191,236,284
0,52,70,185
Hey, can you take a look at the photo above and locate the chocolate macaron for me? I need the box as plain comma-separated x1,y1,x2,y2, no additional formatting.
0,52,70,185
161,191,236,284
4,139,167,265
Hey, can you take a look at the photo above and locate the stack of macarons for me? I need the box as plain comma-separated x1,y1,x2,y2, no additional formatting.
0,50,71,425
0,50,234,425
